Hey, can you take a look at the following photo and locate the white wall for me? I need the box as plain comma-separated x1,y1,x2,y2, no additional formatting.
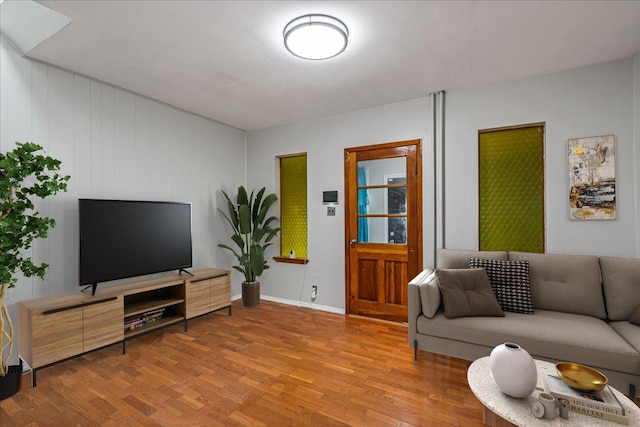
445,57,636,256
3,29,639,318
246,98,433,311
0,36,246,355
247,56,639,312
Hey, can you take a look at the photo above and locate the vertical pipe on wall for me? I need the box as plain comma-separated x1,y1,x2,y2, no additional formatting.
439,91,446,250
244,130,248,187
431,92,438,264
634,54,640,257
432,90,446,259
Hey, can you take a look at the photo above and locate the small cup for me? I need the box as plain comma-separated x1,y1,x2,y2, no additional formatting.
539,393,556,420
558,398,569,419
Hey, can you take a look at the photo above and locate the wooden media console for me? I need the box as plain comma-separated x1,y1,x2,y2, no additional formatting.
18,268,230,386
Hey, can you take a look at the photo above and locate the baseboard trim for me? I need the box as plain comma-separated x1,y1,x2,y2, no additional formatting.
231,293,345,315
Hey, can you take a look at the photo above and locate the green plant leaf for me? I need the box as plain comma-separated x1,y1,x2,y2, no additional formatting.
252,187,265,223
230,234,245,250
237,186,248,206
220,190,239,230
238,204,251,235
250,244,265,278
256,193,278,226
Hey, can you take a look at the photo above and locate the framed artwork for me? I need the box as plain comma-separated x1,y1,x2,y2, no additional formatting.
568,135,615,220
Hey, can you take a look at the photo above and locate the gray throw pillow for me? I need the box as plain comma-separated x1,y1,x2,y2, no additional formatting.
630,306,640,326
435,268,505,319
418,270,441,318
469,258,534,314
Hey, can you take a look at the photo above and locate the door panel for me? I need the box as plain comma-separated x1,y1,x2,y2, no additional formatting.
358,259,378,300
385,261,407,305
345,140,422,322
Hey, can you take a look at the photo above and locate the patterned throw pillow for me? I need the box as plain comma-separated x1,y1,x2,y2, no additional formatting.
468,258,534,314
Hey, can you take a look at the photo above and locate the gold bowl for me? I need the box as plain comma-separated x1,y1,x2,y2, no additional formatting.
555,362,608,392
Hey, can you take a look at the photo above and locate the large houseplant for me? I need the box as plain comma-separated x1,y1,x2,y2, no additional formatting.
219,186,280,307
0,142,69,399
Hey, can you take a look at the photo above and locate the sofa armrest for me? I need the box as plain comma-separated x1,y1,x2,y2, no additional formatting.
408,268,434,346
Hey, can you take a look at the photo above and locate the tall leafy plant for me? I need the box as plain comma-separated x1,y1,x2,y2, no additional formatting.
0,142,70,376
218,186,280,283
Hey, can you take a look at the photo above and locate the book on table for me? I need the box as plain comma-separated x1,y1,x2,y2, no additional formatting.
566,402,629,425
543,373,629,422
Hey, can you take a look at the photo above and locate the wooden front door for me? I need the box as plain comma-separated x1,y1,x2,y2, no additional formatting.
345,140,422,322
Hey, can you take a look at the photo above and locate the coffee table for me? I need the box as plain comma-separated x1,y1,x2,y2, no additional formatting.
467,357,640,427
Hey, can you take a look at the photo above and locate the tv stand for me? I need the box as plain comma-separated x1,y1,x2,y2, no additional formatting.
79,284,97,295
18,268,230,387
179,268,194,276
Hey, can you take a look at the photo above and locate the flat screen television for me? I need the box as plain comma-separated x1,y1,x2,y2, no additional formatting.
79,199,192,294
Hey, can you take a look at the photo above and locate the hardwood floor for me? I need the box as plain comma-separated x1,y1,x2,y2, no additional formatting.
0,300,486,427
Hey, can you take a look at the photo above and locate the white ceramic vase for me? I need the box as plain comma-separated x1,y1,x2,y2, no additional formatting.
489,342,537,398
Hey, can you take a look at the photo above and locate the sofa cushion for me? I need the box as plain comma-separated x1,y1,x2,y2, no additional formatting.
416,310,640,376
608,321,640,354
509,252,606,319
417,270,441,318
599,256,640,321
435,268,504,319
437,248,508,269
469,258,534,314
630,306,640,326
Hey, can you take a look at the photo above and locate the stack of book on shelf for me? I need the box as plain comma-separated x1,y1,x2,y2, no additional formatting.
124,308,165,332
544,373,628,425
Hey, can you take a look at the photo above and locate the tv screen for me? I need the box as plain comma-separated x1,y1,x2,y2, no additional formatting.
79,199,192,290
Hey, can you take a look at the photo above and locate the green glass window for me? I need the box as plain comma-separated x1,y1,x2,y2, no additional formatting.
479,125,544,253
279,154,308,259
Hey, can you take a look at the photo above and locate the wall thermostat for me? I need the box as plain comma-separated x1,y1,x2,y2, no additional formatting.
322,191,338,204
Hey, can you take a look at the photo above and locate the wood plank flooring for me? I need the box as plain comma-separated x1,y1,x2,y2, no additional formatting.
1,300,486,427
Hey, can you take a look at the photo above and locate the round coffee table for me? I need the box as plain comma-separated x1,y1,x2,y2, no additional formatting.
467,356,640,427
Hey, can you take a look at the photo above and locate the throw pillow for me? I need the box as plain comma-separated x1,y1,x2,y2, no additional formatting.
418,270,441,318
435,268,505,319
469,258,534,314
630,305,640,326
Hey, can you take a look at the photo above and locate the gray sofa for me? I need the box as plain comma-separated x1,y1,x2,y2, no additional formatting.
408,248,640,399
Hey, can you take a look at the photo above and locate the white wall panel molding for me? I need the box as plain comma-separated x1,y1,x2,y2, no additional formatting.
0,39,246,367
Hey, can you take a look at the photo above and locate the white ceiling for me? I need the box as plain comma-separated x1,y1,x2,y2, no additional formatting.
14,1,640,131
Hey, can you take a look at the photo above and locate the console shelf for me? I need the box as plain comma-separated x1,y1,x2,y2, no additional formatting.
19,268,230,387
124,298,185,317
124,315,185,338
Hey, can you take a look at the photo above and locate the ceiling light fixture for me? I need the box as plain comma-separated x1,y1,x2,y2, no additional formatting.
283,14,349,60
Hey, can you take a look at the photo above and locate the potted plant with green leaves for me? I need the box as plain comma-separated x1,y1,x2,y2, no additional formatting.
218,186,280,308
0,142,69,400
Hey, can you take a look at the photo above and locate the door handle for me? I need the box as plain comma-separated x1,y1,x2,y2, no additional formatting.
350,239,357,246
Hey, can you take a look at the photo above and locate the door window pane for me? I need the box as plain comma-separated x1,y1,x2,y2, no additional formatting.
357,158,406,185
356,157,407,245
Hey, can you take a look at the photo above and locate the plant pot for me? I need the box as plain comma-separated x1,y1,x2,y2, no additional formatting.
0,361,22,401
242,281,260,308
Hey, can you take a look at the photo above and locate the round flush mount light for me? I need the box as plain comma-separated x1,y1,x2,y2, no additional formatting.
283,14,349,60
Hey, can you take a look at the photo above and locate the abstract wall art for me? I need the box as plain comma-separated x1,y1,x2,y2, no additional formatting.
568,135,615,220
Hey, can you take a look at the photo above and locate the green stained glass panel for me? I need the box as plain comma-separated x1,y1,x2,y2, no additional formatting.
280,155,308,258
479,126,544,253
